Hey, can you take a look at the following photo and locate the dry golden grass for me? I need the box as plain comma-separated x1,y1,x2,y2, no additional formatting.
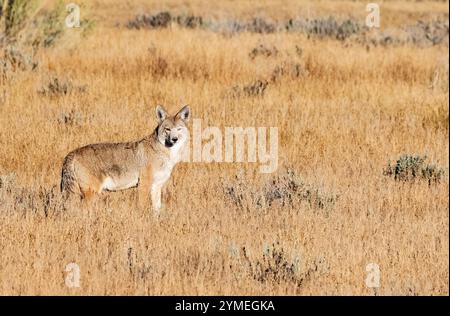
0,0,448,295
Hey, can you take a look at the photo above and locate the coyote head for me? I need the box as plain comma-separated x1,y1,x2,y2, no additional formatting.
155,105,191,148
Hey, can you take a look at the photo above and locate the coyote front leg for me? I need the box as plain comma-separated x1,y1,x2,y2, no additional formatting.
151,184,162,215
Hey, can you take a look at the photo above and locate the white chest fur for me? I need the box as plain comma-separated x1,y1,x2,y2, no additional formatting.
153,167,172,186
153,139,186,187
169,138,186,163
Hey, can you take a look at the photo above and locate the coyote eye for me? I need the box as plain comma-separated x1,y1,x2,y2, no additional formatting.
164,128,170,133
177,127,182,131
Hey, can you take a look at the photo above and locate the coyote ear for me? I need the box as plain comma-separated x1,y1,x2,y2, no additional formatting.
176,105,190,123
156,105,168,123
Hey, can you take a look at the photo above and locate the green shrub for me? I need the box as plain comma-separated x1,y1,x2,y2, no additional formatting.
33,1,65,48
0,0,37,39
384,154,445,184
1,0,94,49
225,168,338,213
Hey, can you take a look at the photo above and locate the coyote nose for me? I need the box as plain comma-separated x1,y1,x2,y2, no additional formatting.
171,137,178,143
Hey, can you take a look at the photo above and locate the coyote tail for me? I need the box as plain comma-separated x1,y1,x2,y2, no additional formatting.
60,153,80,197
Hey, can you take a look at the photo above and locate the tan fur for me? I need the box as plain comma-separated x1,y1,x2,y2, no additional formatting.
60,105,190,215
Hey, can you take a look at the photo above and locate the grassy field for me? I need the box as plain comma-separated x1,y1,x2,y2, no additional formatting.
0,0,448,295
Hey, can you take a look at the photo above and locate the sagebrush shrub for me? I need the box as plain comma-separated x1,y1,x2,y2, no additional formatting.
384,154,445,184
225,169,337,213
38,77,87,97
234,242,328,293
249,44,278,60
242,243,301,286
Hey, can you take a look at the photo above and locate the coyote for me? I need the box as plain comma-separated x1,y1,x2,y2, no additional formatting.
60,105,190,214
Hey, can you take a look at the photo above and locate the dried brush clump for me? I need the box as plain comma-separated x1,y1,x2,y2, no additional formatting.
0,1,88,81
225,169,338,213
127,12,449,48
128,12,364,39
38,77,87,97
227,79,269,98
28,2,66,48
241,243,301,288
236,242,328,292
226,59,307,98
241,17,277,34
0,174,62,217
361,19,449,48
125,246,154,282
241,79,269,97
175,14,203,29
127,12,358,38
127,12,203,30
285,16,362,40
249,44,278,60
56,109,87,127
384,154,445,185
0,0,69,48
405,19,449,47
270,61,306,83
127,12,172,29
0,0,32,39
0,45,37,78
